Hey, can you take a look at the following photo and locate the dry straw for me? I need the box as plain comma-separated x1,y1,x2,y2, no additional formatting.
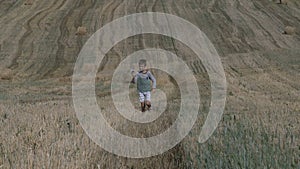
75,26,87,35
283,26,296,35
0,68,12,80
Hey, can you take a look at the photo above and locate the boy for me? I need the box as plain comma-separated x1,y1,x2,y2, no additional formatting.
131,59,156,112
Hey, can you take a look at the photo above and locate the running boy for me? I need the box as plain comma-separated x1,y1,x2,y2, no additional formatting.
131,59,156,112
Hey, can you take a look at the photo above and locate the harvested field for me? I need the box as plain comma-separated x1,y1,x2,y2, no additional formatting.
0,0,300,168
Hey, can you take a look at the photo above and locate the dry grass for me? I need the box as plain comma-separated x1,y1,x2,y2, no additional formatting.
0,97,186,168
0,101,102,168
1,66,298,168
0,89,299,168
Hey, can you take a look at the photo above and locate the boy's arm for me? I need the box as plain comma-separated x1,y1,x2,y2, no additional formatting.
131,74,138,84
130,76,135,84
130,69,136,84
148,72,156,89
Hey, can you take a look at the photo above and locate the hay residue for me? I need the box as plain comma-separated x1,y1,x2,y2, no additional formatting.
0,68,13,80
75,26,87,36
283,26,296,35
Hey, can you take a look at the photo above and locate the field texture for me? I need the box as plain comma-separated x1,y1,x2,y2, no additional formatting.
0,0,300,168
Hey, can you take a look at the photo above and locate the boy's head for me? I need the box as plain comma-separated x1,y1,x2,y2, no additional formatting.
138,59,147,72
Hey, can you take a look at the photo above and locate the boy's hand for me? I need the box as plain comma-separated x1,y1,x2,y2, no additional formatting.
130,77,135,84
152,88,156,93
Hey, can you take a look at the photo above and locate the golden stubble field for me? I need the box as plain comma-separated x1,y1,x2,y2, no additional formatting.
0,0,300,168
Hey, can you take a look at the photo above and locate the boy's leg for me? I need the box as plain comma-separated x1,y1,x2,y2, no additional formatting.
145,91,151,110
139,92,146,112
145,101,151,110
141,102,146,112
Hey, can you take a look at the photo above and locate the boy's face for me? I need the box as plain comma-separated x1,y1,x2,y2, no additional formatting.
139,64,146,72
